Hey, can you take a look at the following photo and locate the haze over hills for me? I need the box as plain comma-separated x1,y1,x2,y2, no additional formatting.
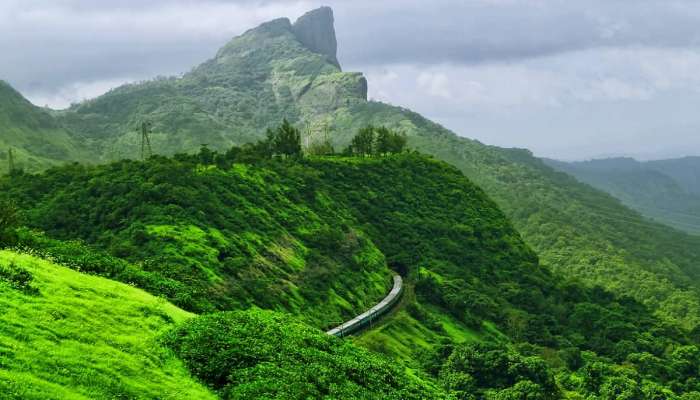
3,5,700,399
547,157,700,235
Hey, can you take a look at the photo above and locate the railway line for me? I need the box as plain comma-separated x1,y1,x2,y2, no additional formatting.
327,274,403,337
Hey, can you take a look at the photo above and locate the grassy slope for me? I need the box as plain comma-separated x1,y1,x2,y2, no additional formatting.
0,250,215,400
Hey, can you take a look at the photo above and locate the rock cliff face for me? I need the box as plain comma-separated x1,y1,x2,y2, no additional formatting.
292,7,340,69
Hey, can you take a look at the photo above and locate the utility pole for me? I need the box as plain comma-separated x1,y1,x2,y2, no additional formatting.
7,148,15,175
140,122,153,160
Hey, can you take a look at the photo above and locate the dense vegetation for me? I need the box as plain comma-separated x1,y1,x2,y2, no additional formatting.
162,310,446,399
0,157,394,327
4,143,700,398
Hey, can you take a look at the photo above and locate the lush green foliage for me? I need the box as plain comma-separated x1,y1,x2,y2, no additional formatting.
0,156,393,327
6,146,700,397
0,250,215,399
345,125,407,156
163,310,447,399
6,147,700,397
0,198,19,246
437,343,559,399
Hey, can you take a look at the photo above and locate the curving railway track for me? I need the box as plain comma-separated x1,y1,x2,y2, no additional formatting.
327,274,403,337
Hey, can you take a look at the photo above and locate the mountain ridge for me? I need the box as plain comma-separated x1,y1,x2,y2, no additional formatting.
546,156,700,234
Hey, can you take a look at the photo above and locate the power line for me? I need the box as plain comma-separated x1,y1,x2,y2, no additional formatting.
140,121,153,160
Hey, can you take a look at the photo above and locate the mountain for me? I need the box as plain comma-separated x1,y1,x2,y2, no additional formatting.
546,157,700,235
4,2,700,337
649,157,700,195
0,81,91,174
52,7,367,163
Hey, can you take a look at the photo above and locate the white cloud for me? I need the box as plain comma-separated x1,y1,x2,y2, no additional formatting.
417,72,452,99
24,77,136,109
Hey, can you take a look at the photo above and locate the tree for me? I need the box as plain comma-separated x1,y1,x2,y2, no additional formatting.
375,126,392,156
199,144,215,165
349,125,375,156
374,126,407,156
346,125,406,157
0,198,18,246
271,120,302,158
387,129,407,154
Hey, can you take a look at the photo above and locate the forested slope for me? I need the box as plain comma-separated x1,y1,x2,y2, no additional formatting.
2,157,394,327
4,151,700,397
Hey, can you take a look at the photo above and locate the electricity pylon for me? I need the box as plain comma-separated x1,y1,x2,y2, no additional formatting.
140,122,153,160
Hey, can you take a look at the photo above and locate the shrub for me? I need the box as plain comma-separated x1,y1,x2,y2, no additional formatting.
0,262,38,295
162,310,447,399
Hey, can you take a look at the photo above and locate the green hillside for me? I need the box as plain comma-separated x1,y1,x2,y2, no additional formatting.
649,157,700,195
546,157,700,235
2,157,394,327
0,250,215,399
0,81,91,174
0,247,445,399
5,149,700,397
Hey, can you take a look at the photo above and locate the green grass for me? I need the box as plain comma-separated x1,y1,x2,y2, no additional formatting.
0,250,215,400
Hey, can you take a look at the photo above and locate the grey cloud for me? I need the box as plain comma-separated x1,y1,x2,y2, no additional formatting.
2,0,700,159
331,0,700,66
5,0,700,94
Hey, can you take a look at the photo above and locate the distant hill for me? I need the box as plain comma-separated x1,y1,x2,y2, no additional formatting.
546,157,700,235
0,81,92,174
649,156,700,195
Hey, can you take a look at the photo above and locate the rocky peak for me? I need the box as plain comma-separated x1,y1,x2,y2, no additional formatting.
292,7,340,69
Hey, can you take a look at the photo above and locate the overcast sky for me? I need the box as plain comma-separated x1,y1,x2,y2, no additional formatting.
2,0,700,160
